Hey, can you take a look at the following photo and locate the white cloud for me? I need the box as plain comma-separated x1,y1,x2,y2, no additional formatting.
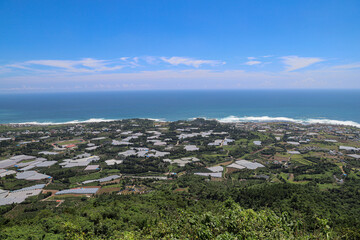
143,56,158,64
3,55,360,91
281,56,324,71
333,63,360,69
247,57,256,60
2,66,360,92
7,58,126,73
27,59,77,69
245,60,261,65
5,56,226,73
160,57,225,68
132,57,139,63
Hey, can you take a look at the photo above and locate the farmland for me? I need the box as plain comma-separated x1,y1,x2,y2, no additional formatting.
0,119,359,238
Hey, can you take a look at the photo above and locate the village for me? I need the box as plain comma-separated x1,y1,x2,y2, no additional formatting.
0,118,359,207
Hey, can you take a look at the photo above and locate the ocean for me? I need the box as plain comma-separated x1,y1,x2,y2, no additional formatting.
0,90,360,127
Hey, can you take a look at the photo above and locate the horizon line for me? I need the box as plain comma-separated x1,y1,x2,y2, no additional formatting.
1,88,360,94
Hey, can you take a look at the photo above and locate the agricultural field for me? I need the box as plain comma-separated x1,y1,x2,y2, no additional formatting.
0,119,359,238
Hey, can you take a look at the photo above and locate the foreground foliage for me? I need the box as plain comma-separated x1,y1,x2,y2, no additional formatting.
1,177,359,239
0,199,332,240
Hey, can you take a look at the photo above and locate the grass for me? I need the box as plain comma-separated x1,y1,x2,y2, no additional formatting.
0,178,37,191
18,159,36,163
334,141,360,148
278,172,309,184
69,172,101,184
103,183,123,189
309,142,338,150
202,151,229,158
70,181,99,188
222,145,238,151
279,172,289,181
103,169,121,174
295,171,332,181
274,153,290,158
234,139,248,144
290,155,314,166
57,139,83,146
50,195,87,200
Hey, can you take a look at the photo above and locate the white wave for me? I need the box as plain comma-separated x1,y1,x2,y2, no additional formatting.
218,116,298,123
306,119,360,128
216,115,360,128
9,118,117,125
6,115,360,128
8,117,168,125
139,118,167,122
188,117,209,121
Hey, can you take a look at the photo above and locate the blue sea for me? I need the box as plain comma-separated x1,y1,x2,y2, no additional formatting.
0,90,360,127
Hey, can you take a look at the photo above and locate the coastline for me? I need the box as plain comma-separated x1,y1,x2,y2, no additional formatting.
3,115,360,128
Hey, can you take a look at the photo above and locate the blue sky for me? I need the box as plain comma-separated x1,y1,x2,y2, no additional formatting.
0,0,360,92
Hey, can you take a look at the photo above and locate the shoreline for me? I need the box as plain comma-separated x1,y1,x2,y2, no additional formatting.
2,115,360,129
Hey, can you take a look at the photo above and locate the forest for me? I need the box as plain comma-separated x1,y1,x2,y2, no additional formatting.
0,175,359,239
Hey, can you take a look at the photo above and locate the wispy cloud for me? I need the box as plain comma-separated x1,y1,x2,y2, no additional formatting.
7,58,128,73
160,57,225,68
333,62,360,69
1,55,360,92
3,67,360,92
4,56,226,73
245,60,261,65
281,56,324,71
143,56,158,65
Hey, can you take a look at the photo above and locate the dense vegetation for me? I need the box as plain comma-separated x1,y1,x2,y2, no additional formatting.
0,175,359,239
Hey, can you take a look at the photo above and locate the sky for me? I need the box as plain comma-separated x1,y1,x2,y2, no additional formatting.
0,0,360,92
